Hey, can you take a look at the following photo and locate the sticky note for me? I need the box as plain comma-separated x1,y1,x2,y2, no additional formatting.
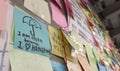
54,0,63,9
0,0,9,31
77,54,92,71
67,60,82,71
13,7,51,56
70,0,93,44
63,30,85,50
48,25,73,61
50,2,68,28
85,43,98,71
84,0,89,3
97,62,106,71
65,0,73,18
24,0,51,24
9,44,53,71
105,65,112,71
92,48,100,62
50,60,67,71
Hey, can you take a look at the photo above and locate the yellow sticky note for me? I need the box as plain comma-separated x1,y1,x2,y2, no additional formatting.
85,43,98,71
24,0,51,24
48,26,73,61
9,44,53,71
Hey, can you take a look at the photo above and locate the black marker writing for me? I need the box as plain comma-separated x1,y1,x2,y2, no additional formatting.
23,16,42,37
25,43,31,51
18,31,21,36
17,41,23,49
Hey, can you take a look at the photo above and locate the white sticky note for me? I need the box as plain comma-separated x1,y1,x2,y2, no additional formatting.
24,0,51,24
9,44,53,71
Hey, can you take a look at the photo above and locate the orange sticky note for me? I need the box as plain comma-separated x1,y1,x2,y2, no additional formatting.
77,54,92,71
0,0,9,31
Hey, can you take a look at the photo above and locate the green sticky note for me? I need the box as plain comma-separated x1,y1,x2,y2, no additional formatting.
92,48,100,62
85,43,98,71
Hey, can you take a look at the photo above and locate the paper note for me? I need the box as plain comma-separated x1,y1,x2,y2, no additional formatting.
63,30,86,50
50,60,67,71
92,48,100,62
0,0,9,31
24,0,51,24
50,2,68,28
54,0,63,9
85,43,98,71
97,62,106,71
77,54,92,71
65,0,73,18
9,44,53,71
13,7,51,56
67,60,82,71
105,65,112,71
48,26,73,61
70,0,93,44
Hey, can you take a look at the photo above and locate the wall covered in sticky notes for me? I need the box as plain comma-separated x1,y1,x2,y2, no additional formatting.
0,0,120,71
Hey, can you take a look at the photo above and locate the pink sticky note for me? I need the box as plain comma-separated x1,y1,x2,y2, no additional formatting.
50,2,68,28
0,0,9,31
55,0,63,9
84,0,89,3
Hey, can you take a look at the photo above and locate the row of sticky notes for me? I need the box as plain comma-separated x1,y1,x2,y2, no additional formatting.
1,0,120,71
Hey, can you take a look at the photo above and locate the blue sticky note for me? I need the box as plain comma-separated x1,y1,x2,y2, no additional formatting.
50,60,67,71
97,62,106,71
105,65,112,71
13,7,51,56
